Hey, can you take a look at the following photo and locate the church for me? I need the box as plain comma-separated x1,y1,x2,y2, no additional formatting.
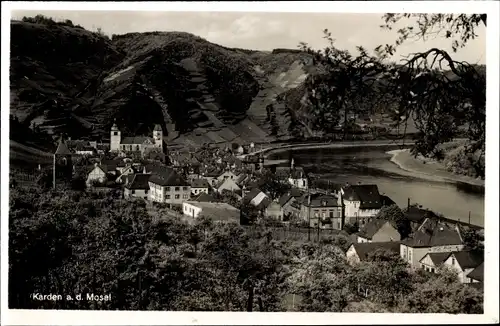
110,123,164,155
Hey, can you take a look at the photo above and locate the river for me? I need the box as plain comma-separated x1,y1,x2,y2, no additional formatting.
268,144,485,227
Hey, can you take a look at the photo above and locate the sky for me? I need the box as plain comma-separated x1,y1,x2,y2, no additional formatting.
11,10,486,64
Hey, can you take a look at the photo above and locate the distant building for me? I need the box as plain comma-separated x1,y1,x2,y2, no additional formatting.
466,262,484,284
346,241,401,265
190,178,210,196
265,200,284,220
124,174,151,200
147,166,191,206
276,159,309,190
215,178,241,194
86,163,109,187
299,193,342,230
279,188,304,221
110,123,164,155
400,218,465,268
357,219,401,243
340,184,383,225
53,137,73,188
442,251,484,283
244,188,271,211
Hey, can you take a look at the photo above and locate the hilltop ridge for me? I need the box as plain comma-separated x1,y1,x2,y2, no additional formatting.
10,17,315,147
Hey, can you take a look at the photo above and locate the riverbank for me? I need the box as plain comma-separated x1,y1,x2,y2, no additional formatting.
239,139,415,159
387,149,485,189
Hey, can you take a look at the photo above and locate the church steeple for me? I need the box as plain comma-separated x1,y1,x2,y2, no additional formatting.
53,135,73,188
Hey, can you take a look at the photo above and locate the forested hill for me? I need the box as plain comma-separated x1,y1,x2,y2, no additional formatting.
10,16,316,146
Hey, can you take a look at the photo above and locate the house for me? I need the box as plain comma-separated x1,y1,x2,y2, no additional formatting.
86,163,109,186
340,184,383,225
215,178,241,194
74,142,96,156
442,251,484,283
299,193,342,229
400,218,465,268
200,170,222,187
216,171,238,183
147,166,191,206
265,200,284,220
279,189,304,221
182,201,240,223
115,165,136,184
243,188,272,212
467,262,484,283
357,219,401,243
419,252,451,273
190,178,210,196
110,123,164,155
404,205,439,230
192,192,218,203
276,159,309,190
124,174,151,200
346,241,401,265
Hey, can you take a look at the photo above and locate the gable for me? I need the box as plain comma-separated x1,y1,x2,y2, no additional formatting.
90,166,106,175
420,254,437,267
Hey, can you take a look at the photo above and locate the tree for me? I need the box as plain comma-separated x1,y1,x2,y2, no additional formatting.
375,204,412,239
398,268,483,314
379,14,486,178
259,170,291,200
299,30,387,139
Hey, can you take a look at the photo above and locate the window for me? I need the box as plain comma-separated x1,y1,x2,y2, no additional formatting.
183,194,189,199
329,211,334,218
113,132,118,136
431,268,435,273
136,145,140,151
183,186,188,191
451,257,455,265
166,195,171,199
131,190,135,194
175,187,180,191
175,194,180,199
165,187,170,191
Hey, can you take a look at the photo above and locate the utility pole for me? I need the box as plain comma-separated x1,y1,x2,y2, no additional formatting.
307,189,311,241
468,211,471,225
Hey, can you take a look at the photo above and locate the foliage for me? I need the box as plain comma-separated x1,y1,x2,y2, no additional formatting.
461,228,484,253
299,30,387,139
259,170,291,200
375,204,412,239
343,222,359,235
399,268,483,314
9,185,483,312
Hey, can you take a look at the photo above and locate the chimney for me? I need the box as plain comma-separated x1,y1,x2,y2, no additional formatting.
357,181,361,185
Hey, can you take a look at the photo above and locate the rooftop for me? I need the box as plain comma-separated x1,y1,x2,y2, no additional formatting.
148,166,189,187
452,250,484,270
185,201,240,222
467,262,484,282
402,218,463,248
342,184,382,209
191,178,210,188
358,219,397,240
126,173,151,190
350,241,401,261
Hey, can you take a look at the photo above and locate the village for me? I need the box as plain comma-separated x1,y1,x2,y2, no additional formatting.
15,120,482,291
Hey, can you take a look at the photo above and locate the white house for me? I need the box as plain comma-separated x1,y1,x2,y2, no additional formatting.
215,178,241,194
216,171,238,183
340,184,383,225
190,178,210,196
400,218,465,268
147,166,191,206
276,159,309,190
419,252,451,273
115,165,136,184
124,174,150,200
442,251,484,283
86,163,108,186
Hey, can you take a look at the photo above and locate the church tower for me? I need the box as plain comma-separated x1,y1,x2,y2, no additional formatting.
53,136,73,189
110,122,121,152
153,124,163,150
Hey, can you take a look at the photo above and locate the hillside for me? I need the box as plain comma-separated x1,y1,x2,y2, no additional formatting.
10,17,314,147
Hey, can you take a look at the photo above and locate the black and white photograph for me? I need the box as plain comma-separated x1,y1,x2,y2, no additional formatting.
1,1,498,324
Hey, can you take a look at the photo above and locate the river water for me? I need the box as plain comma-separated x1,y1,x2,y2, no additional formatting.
268,144,485,227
